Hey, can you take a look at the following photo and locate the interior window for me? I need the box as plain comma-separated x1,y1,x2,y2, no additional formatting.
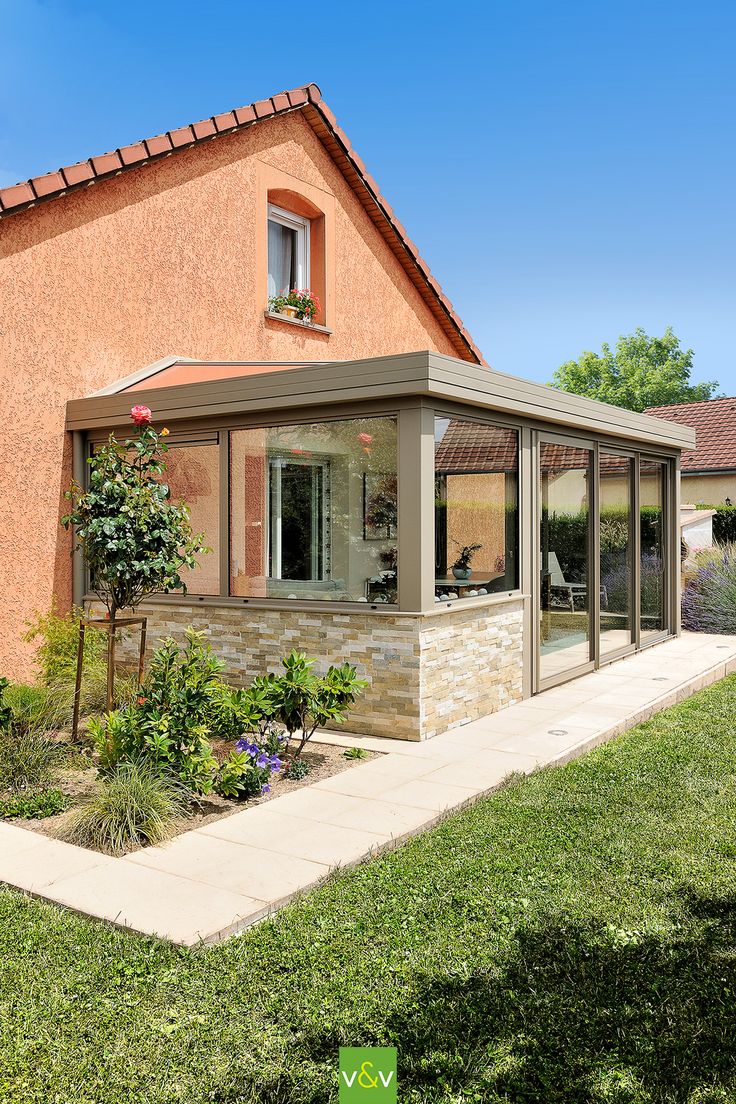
267,204,309,297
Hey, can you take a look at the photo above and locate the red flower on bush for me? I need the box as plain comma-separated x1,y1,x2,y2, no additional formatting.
130,404,152,426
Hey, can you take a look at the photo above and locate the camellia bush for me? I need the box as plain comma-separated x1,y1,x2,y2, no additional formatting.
61,404,208,622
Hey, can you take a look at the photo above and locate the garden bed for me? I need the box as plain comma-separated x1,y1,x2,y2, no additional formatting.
4,735,379,853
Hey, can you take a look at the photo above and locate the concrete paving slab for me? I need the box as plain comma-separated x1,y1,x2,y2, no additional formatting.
47,861,264,945
124,833,329,904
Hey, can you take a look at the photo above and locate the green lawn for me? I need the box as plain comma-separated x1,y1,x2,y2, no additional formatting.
2,679,736,1103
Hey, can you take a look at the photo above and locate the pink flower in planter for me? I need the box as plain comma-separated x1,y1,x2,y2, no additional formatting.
130,404,152,426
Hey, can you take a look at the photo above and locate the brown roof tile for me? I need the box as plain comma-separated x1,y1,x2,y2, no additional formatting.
645,397,736,471
0,83,483,365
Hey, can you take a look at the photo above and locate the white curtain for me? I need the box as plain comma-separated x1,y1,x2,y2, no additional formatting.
268,221,295,297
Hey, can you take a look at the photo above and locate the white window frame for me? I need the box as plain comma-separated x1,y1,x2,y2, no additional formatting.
266,454,329,581
267,203,310,293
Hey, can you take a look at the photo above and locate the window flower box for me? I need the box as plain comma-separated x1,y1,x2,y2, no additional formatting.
268,288,320,325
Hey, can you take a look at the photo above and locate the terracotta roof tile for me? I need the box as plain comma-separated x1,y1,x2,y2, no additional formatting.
169,125,195,148
90,151,122,174
0,83,483,365
30,171,65,197
212,111,237,133
645,397,736,471
191,119,216,140
118,142,147,166
144,134,172,156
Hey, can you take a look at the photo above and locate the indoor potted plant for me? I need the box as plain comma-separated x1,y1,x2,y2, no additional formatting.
451,540,483,579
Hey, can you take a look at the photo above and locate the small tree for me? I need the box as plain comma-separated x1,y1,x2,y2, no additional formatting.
61,404,208,707
249,651,367,759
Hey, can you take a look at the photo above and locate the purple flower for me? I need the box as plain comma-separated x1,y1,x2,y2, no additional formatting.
261,783,271,794
256,753,269,768
269,756,282,773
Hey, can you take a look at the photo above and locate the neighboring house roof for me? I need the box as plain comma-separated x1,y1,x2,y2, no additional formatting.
645,397,736,472
435,419,517,473
0,83,483,365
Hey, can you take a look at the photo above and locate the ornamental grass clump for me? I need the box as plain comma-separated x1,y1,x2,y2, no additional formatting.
63,759,187,854
682,543,736,634
0,724,66,793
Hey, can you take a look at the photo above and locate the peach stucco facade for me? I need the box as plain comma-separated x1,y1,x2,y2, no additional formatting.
0,109,464,680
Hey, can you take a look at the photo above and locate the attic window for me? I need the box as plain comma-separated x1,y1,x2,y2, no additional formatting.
267,204,310,298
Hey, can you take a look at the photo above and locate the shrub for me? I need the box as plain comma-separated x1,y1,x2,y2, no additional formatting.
0,726,66,793
23,602,105,685
263,651,367,758
682,543,736,634
713,506,736,544
0,788,67,820
90,630,223,791
62,760,187,854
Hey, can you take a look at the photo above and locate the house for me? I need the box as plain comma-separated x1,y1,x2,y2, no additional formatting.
645,397,736,505
1,85,695,739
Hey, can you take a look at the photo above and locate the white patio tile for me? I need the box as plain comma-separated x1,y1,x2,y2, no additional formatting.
0,831,111,892
48,861,263,945
199,807,388,866
378,778,478,812
124,833,329,903
324,797,438,837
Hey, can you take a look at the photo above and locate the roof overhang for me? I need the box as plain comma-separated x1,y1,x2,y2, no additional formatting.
65,351,697,452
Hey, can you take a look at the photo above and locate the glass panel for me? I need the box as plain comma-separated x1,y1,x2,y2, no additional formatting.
267,219,297,298
164,444,220,595
434,418,519,600
230,417,398,603
599,453,633,655
640,460,667,639
540,442,592,681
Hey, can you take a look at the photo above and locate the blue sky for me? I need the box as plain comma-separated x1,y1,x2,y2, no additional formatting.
2,0,734,390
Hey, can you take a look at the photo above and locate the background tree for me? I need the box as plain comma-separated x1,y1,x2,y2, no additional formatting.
550,327,719,413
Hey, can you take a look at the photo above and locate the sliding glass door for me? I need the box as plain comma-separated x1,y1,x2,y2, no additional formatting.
640,459,668,641
537,440,672,691
599,452,634,657
539,440,593,683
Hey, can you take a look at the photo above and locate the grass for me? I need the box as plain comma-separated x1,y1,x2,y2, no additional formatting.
61,760,189,854
2,678,736,1102
0,725,66,792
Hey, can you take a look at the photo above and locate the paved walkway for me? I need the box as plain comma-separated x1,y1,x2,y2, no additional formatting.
2,631,735,946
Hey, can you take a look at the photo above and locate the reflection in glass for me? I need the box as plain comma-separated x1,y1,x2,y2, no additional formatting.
434,418,519,599
539,442,592,681
230,417,398,603
640,460,667,639
599,453,633,655
165,444,220,595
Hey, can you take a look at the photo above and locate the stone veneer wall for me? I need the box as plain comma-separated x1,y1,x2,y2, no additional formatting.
98,598,525,741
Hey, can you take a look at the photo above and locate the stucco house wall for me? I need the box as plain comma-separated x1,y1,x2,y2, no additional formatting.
0,110,461,680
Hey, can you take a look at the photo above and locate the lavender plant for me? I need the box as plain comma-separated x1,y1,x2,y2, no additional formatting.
682,543,736,634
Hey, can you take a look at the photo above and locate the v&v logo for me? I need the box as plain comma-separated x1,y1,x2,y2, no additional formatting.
339,1047,397,1102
